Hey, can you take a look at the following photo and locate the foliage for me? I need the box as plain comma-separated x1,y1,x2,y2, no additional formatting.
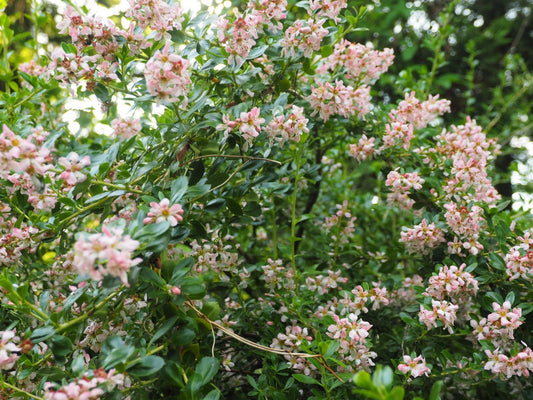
0,0,532,399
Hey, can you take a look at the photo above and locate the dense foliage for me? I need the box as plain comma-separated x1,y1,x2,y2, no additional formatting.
0,0,532,399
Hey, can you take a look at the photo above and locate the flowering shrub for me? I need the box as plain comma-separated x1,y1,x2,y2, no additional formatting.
0,0,532,399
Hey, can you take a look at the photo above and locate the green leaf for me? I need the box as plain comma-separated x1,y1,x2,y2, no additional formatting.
321,44,334,57
168,257,194,286
205,198,226,212
487,252,506,271
94,83,110,102
372,365,393,389
203,390,221,400
31,326,55,343
202,301,220,320
504,291,515,306
51,335,73,358
85,190,127,204
171,176,188,203
173,327,196,346
352,389,382,400
149,316,179,347
247,44,269,60
243,201,261,217
399,312,418,327
429,380,443,400
353,370,374,390
293,374,321,385
139,267,166,288
128,355,165,377
101,336,135,369
71,354,86,375
385,386,405,400
63,286,87,312
187,357,219,396
181,276,206,299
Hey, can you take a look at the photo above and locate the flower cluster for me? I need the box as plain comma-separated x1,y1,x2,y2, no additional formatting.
326,312,376,372
484,347,533,379
309,0,348,23
144,43,191,105
271,324,316,375
111,117,142,139
320,201,357,246
0,330,20,370
305,269,347,295
419,299,459,333
53,8,145,89
216,107,265,149
381,92,450,151
470,301,523,348
126,0,184,41
425,264,479,302
399,219,446,255
281,18,328,58
385,169,425,210
72,225,142,286
262,258,296,291
389,92,451,130
180,231,248,286
43,368,125,400
263,105,309,145
0,225,39,267
57,7,122,58
317,40,394,83
58,152,91,188
214,12,260,65
306,80,371,121
505,230,533,281
143,198,184,227
389,275,424,306
398,354,431,378
18,60,48,88
435,117,500,204
348,134,377,162
248,0,287,32
444,202,485,255
0,124,59,214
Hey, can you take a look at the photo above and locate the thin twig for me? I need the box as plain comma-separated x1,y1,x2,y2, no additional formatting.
179,154,281,167
185,300,346,383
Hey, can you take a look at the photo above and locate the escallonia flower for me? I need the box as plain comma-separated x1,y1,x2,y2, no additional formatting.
143,198,184,227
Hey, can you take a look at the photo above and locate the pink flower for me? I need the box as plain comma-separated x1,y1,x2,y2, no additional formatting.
59,152,91,187
144,43,191,105
143,199,184,227
111,117,142,139
487,301,522,329
399,219,446,255
317,40,394,82
214,12,260,65
398,354,430,378
306,80,371,121
73,225,141,286
264,105,309,145
349,134,377,162
281,18,328,58
126,0,184,41
505,230,533,281
425,263,479,301
239,107,265,140
309,0,347,23
0,330,20,370
216,107,265,149
419,300,458,333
